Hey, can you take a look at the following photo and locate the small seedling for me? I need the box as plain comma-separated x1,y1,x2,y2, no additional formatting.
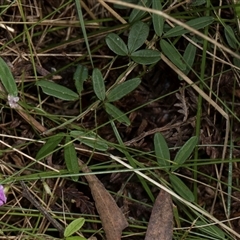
64,217,86,240
154,132,198,202
106,21,161,65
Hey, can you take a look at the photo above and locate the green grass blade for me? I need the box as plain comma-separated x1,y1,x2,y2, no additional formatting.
110,120,155,202
74,0,93,67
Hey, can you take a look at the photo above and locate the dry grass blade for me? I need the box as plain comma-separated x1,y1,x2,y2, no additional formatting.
79,160,128,240
110,154,240,239
20,181,65,238
160,54,229,158
0,140,59,172
104,0,240,60
16,105,48,133
145,190,173,240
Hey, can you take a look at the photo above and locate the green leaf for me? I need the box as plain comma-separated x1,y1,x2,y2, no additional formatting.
224,24,239,49
189,0,206,6
64,136,79,182
235,2,240,19
130,49,161,64
75,0,93,67
74,65,88,94
152,1,164,36
106,33,128,56
164,16,214,38
0,57,18,96
195,220,225,239
92,68,106,101
154,133,170,170
169,174,195,202
66,237,87,240
129,0,151,23
36,80,78,101
160,39,186,71
36,134,64,160
233,56,240,67
70,130,108,151
182,40,197,76
171,136,198,172
64,218,85,237
104,102,130,126
128,21,149,53
107,78,141,102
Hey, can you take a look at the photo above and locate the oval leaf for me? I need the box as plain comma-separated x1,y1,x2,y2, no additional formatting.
129,0,151,23
160,39,186,71
189,0,206,6
0,57,18,96
152,1,164,36
106,33,128,56
36,134,64,160
172,136,198,172
233,57,240,68
64,218,85,237
196,220,225,239
154,133,170,170
130,49,161,65
169,174,194,202
104,102,130,126
235,3,240,19
66,237,87,240
70,130,108,151
164,16,214,38
74,65,88,94
182,40,197,76
79,138,108,151
107,78,141,102
36,80,78,101
224,24,239,49
64,136,79,182
92,68,106,101
128,21,149,53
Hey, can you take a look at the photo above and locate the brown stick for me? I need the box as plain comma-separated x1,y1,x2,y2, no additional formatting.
20,181,64,237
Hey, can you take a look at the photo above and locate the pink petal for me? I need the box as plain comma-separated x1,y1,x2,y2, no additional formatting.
0,185,7,205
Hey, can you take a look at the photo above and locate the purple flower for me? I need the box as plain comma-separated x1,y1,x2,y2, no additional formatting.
0,185,7,206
